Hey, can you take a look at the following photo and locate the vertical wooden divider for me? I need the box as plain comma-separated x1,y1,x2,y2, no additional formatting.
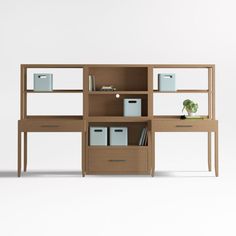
148,66,154,175
82,66,89,176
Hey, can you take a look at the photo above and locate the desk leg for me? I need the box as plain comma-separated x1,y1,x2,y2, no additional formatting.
18,129,21,177
215,129,219,177
208,132,212,171
24,132,27,172
82,131,85,177
151,132,155,177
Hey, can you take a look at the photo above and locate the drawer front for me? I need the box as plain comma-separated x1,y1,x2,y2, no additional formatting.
19,120,84,132
88,148,148,173
153,120,218,132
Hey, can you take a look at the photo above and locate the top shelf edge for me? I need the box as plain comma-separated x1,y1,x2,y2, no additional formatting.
21,64,215,69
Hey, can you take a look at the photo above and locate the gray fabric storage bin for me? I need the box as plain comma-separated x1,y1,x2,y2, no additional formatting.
90,127,107,146
34,73,53,91
158,73,176,91
110,127,128,146
124,98,141,116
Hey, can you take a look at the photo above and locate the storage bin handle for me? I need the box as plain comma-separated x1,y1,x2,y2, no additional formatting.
114,129,123,132
94,129,103,132
38,75,47,79
128,100,137,103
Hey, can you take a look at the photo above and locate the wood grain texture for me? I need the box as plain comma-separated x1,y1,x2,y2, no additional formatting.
19,119,84,132
88,147,148,173
153,120,218,132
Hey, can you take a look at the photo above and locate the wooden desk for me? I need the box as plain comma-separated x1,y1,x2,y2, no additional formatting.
152,119,219,176
17,117,85,177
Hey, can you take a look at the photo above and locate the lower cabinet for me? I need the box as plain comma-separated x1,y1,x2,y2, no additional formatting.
87,147,148,174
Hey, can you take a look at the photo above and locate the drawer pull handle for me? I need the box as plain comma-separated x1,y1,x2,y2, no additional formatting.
176,125,193,128
108,160,126,162
40,125,60,128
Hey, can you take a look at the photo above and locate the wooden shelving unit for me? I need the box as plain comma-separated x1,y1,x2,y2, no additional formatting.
18,64,218,177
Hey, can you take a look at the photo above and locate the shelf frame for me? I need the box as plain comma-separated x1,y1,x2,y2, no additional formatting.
19,64,217,177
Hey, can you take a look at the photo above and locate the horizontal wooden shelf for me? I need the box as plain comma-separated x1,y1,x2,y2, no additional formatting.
26,89,83,93
153,64,214,68
88,91,148,95
88,146,148,149
88,116,150,122
153,115,209,120
24,115,83,121
22,64,215,69
153,90,209,93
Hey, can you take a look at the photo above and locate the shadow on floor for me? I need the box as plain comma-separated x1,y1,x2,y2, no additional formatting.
0,170,82,178
0,170,215,178
156,171,215,178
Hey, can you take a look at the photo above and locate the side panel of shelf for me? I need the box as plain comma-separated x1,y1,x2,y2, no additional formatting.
148,66,153,117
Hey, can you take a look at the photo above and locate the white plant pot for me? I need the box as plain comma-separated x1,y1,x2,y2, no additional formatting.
187,110,195,116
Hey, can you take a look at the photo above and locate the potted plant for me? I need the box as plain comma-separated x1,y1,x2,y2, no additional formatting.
182,99,198,116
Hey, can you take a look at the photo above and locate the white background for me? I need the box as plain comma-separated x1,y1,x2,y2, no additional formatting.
0,0,235,235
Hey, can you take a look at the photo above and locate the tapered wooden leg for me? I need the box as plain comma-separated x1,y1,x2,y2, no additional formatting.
24,132,27,172
18,129,21,177
215,130,219,177
151,132,155,177
82,131,86,177
208,132,212,171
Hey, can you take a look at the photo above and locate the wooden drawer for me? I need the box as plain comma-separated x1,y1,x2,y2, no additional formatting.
88,147,148,173
152,120,218,132
19,119,85,132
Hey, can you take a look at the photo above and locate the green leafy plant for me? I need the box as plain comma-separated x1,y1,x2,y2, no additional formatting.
182,99,198,115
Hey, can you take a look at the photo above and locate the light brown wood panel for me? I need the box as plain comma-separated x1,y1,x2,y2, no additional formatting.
153,64,214,68
88,147,148,172
88,67,148,91
152,120,218,132
19,119,85,132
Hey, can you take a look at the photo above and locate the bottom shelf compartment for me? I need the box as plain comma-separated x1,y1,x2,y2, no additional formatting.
87,147,148,173
88,122,149,146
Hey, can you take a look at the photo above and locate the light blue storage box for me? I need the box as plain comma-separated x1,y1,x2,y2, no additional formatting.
90,127,107,146
34,73,53,92
124,98,142,116
158,73,176,91
110,127,128,146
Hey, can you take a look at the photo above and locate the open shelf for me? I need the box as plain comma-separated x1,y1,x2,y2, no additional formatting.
89,91,148,95
153,89,209,93
26,89,83,93
88,66,148,91
89,94,148,117
88,121,149,146
88,146,148,149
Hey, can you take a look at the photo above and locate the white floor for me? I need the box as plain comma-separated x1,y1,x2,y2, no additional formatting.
0,131,235,236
